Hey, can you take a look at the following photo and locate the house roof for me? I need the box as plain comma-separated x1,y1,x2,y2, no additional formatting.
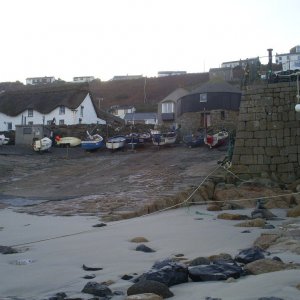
124,112,157,121
0,84,93,117
190,80,241,94
159,88,189,103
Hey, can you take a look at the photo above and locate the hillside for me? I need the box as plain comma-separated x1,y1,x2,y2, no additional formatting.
89,73,209,111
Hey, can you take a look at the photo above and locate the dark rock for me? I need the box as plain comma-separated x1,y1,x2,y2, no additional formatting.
82,274,96,279
152,258,175,269
235,247,265,264
263,224,275,229
205,298,222,300
241,230,251,233
136,244,155,253
257,297,284,300
81,281,112,297
251,209,277,220
127,280,174,298
48,292,67,300
188,261,243,282
113,290,125,296
92,223,107,228
272,256,282,262
137,262,188,286
0,245,18,254
82,264,103,271
121,274,134,280
189,257,210,266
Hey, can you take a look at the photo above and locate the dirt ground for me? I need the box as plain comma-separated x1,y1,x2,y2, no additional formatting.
0,143,226,218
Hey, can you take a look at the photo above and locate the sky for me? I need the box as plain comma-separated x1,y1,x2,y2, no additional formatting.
1,0,299,83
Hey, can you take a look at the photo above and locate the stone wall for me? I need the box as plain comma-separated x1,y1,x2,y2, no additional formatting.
231,82,300,183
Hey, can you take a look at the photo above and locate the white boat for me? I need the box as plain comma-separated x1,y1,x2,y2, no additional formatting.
0,134,9,145
106,135,126,151
55,136,81,147
152,131,177,146
33,137,52,152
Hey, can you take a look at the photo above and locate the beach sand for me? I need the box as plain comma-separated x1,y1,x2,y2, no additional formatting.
0,206,299,300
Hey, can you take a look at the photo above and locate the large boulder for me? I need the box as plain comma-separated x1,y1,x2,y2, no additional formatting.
235,247,265,264
188,261,243,281
287,205,300,217
253,234,280,250
81,281,112,297
137,262,188,287
127,280,173,299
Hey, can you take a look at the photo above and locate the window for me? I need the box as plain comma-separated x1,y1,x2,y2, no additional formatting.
80,106,84,117
7,122,12,131
47,120,52,125
59,105,65,115
279,57,282,61
28,109,33,117
162,102,174,113
59,119,64,125
200,93,207,103
28,121,33,125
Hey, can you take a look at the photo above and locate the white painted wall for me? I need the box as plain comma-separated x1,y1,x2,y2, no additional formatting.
0,93,105,131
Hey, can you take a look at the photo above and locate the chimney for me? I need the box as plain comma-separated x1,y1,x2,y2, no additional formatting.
267,48,273,69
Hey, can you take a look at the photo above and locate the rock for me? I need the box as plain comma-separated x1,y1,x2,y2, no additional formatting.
92,223,107,227
152,258,175,269
217,213,249,220
122,274,134,280
251,209,277,220
257,297,284,300
130,237,149,243
81,281,112,297
235,247,265,264
127,280,174,298
207,204,222,211
208,253,233,263
82,264,103,271
254,234,280,250
188,257,210,266
48,292,67,300
287,205,300,217
126,293,163,300
235,218,266,228
136,244,155,253
244,258,298,275
0,245,18,254
188,261,243,281
137,261,188,287
82,274,96,279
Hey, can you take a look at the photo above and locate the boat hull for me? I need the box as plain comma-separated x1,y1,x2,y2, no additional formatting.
81,140,104,150
56,137,81,147
33,137,52,152
106,136,126,150
152,132,177,146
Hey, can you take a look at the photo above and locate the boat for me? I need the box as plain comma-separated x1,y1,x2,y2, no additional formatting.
55,136,81,147
204,130,229,148
152,131,177,146
32,137,52,152
183,132,205,148
125,133,145,147
0,134,9,145
81,132,104,151
106,135,126,151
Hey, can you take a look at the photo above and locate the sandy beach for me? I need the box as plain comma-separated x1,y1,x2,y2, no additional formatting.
1,206,300,300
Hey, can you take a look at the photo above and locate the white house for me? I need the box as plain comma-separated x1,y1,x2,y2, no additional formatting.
26,76,56,85
221,57,260,69
275,45,300,71
73,76,95,83
110,105,136,119
0,84,106,132
124,112,157,125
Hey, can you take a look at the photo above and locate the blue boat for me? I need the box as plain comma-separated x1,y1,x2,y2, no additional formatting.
81,133,105,151
183,134,205,148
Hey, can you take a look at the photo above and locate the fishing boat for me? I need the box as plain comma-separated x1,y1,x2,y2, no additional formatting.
0,134,9,145
152,131,177,146
204,130,228,148
32,137,52,152
55,136,81,147
125,133,145,147
106,135,126,151
81,132,104,151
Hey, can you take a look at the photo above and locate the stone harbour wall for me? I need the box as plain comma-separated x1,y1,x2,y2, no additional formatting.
231,81,300,183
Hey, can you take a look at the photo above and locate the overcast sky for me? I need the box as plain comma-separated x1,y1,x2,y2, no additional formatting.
1,0,299,83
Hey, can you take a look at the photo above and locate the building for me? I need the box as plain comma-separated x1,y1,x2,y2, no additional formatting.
221,57,260,69
124,112,157,125
275,45,300,71
111,75,143,81
158,71,187,77
0,84,106,132
157,81,241,135
73,76,95,83
109,105,136,119
26,76,56,85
